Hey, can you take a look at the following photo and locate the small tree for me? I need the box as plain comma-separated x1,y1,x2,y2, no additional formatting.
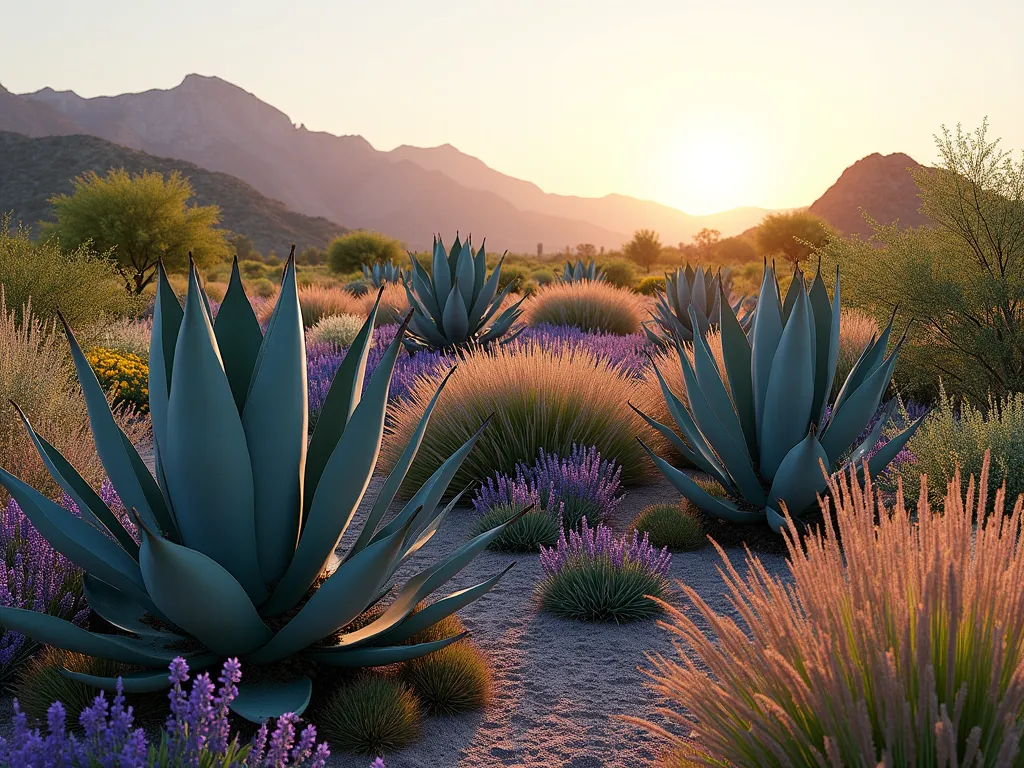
230,233,256,261
692,228,721,261
298,246,324,266
575,243,597,259
48,169,230,293
756,211,833,268
713,236,757,264
623,229,663,273
327,231,404,274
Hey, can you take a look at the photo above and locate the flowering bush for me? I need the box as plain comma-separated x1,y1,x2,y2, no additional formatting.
306,313,366,348
537,518,671,622
628,455,1024,766
473,445,624,528
0,657,331,768
84,347,149,414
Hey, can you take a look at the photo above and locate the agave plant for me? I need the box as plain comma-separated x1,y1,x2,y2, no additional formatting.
404,233,525,352
635,263,926,532
362,261,406,287
0,254,521,721
559,259,604,283
643,264,751,346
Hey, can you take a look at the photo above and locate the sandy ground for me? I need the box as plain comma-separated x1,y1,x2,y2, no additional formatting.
0,473,791,767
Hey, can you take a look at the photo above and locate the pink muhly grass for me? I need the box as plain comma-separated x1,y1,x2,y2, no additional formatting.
629,453,1024,767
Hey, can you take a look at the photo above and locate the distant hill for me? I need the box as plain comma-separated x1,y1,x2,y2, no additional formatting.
17,74,773,252
0,84,81,137
808,152,931,237
0,131,346,254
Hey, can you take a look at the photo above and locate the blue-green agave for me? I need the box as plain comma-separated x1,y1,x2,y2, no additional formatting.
0,255,520,721
362,261,406,287
404,234,525,352
559,259,604,283
635,263,926,532
644,264,751,347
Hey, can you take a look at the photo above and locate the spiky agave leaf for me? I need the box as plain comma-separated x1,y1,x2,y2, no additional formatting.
638,261,922,531
0,254,517,721
403,233,525,352
645,263,751,349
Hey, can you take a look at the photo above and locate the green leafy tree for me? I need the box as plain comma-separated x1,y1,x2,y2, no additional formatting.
327,231,404,274
230,233,255,261
712,236,757,264
575,243,597,259
47,169,230,294
623,229,663,273
816,120,1024,404
756,211,833,267
692,228,721,261
298,246,324,266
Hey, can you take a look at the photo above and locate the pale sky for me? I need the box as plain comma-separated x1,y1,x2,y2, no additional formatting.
2,0,1022,214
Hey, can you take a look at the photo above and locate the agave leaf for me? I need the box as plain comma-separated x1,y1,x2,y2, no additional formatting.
309,632,469,667
456,243,476,308
834,308,897,412
149,263,183,483
118,426,177,541
0,607,179,666
0,467,151,607
441,281,470,341
781,269,802,323
846,400,897,467
265,319,410,616
399,489,464,563
811,268,841,427
61,666,182,694
371,566,513,646
214,257,264,412
83,576,170,637
247,519,413,664
371,417,491,546
432,238,452,306
137,513,272,656
638,440,764,524
409,310,450,350
468,255,506,328
750,264,785,438
689,308,750,456
691,268,707,316
304,293,383,510
629,404,735,492
759,281,815,481
819,332,906,464
409,268,442,324
472,240,488,303
766,429,830,519
13,405,138,558
863,413,926,478
242,257,307,584
718,285,757,455
164,265,264,601
228,677,313,722
676,340,767,505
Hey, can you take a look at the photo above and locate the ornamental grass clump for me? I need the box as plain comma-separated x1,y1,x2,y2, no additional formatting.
524,281,645,335
518,324,653,376
537,518,671,623
307,313,366,348
386,343,651,498
319,676,422,755
630,454,1024,766
399,639,493,716
0,656,330,767
630,503,705,552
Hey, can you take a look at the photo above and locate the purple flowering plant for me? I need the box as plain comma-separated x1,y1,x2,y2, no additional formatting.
0,657,331,768
540,518,671,579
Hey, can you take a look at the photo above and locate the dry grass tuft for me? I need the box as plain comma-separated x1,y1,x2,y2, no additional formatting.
836,307,878,392
524,281,646,335
629,453,1024,765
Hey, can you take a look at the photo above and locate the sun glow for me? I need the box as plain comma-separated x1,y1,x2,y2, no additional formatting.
666,125,758,215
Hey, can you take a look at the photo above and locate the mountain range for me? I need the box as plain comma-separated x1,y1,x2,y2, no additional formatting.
0,74,930,252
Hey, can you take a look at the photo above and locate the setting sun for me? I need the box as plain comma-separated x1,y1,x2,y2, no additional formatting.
667,124,758,215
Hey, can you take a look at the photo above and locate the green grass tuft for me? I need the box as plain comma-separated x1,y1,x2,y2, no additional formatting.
318,676,422,755
632,503,706,551
398,640,493,716
471,505,561,552
537,560,668,623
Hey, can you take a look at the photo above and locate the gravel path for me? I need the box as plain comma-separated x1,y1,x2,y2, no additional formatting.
0,470,791,767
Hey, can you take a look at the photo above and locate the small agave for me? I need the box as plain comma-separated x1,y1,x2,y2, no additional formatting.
560,259,604,283
404,233,525,352
636,262,926,532
644,264,751,346
0,252,520,720
362,261,405,288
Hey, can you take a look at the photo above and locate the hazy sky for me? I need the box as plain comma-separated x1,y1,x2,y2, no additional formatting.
3,0,1022,214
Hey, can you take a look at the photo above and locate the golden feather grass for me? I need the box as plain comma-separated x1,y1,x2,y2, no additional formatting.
524,281,646,335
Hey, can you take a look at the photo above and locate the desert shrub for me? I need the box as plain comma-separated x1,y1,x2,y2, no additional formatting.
85,317,152,362
629,456,1024,766
1,496,89,684
637,276,666,296
537,519,671,622
470,505,561,552
13,648,166,724
0,223,141,327
531,267,556,286
524,281,644,335
295,284,364,327
498,263,531,292
904,385,1024,505
319,677,422,755
399,640,493,716
307,313,365,348
327,231,404,274
246,276,277,299
631,503,705,551
383,343,653,497
0,292,144,504
346,279,371,296
85,347,149,413
601,258,638,289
